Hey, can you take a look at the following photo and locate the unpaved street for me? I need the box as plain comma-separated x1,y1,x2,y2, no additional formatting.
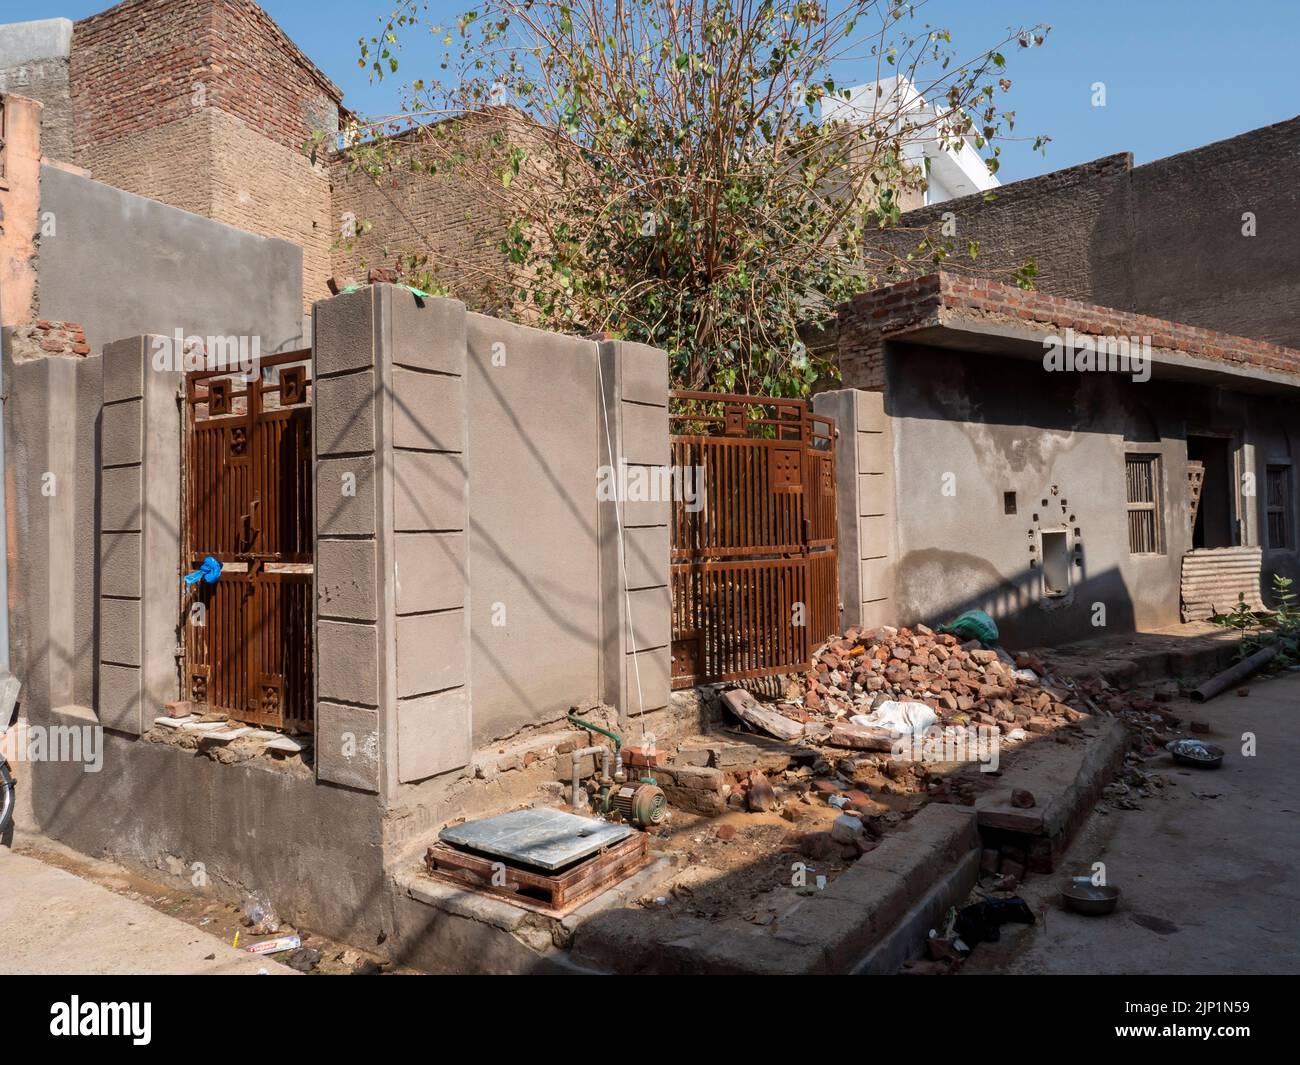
964,671,1300,974
0,848,289,975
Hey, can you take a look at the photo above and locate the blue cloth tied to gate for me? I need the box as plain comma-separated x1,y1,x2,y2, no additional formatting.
183,555,222,586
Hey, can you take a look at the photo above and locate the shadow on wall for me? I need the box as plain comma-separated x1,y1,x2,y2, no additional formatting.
895,556,1137,651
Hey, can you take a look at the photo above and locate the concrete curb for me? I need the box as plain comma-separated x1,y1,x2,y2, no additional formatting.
976,716,1128,861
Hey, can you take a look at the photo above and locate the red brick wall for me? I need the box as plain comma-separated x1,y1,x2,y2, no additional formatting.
839,272,1300,391
71,0,340,158
837,276,943,389
70,0,211,157
9,320,90,362
206,0,341,148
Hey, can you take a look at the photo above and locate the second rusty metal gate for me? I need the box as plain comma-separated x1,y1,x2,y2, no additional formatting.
182,350,314,733
669,390,838,688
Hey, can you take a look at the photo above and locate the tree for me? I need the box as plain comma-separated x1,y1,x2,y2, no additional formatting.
337,0,1047,396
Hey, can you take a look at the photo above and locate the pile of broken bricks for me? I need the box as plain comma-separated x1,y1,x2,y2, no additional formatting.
144,700,310,766
721,623,1088,754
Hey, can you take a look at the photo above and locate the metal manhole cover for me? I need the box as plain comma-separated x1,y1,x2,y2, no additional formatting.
438,808,633,872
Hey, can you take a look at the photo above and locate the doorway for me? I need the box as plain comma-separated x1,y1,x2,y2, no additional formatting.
1187,435,1236,549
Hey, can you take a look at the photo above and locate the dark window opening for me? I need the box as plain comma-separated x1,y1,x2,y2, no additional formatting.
1004,491,1017,515
1267,465,1292,549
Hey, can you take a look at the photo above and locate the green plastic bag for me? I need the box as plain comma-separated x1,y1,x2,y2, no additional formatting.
936,609,999,644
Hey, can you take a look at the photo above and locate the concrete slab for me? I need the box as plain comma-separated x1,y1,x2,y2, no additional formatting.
204,727,252,743
263,735,308,753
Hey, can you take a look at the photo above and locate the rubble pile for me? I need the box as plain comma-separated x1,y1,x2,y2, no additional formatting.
788,623,1089,740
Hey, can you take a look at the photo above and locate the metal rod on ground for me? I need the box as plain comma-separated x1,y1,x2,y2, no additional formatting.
1190,643,1280,702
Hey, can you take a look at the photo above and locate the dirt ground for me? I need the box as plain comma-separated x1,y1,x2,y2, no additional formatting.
12,836,400,975
631,740,1023,925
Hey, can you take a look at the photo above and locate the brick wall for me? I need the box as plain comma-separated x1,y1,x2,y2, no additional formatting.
839,272,1300,391
329,116,522,315
72,0,339,158
8,319,90,362
210,110,333,308
74,110,214,219
865,117,1300,350
837,276,943,389
866,154,1132,301
71,0,211,157
69,0,340,309
205,0,341,149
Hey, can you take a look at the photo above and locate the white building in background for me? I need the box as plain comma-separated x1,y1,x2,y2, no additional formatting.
821,75,1000,206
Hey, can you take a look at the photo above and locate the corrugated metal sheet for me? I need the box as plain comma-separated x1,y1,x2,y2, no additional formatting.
1180,546,1265,621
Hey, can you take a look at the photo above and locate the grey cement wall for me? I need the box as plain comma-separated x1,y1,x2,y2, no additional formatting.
881,344,1300,647
310,287,671,804
6,166,310,726
1,346,101,718
597,340,672,721
97,337,183,736
313,286,476,798
465,313,602,745
867,117,1300,351
1,167,354,942
38,164,305,355
6,329,389,948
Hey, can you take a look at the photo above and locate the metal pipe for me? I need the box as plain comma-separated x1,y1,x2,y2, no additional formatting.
567,712,621,757
1191,643,1279,702
569,745,613,809
570,749,588,808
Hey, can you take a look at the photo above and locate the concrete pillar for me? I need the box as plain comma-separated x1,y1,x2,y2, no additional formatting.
98,336,183,734
2,329,102,718
312,285,471,797
814,388,896,629
597,341,672,724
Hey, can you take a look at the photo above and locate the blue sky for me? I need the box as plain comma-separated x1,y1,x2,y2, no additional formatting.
17,0,1300,185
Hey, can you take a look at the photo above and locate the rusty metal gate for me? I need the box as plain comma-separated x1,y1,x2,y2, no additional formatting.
669,390,838,688
182,349,314,732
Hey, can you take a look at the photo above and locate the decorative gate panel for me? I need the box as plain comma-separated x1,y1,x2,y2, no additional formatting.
670,391,838,688
182,350,314,732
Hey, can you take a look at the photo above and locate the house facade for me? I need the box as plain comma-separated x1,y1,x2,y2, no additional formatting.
819,272,1300,646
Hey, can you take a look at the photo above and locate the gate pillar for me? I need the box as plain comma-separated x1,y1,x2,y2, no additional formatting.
98,336,184,735
812,388,896,630
596,341,672,726
313,286,472,796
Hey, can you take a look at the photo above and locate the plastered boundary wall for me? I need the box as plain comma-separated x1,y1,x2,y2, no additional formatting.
311,286,671,804
4,288,670,939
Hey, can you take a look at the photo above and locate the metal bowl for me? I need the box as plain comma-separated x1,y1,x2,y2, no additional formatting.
1167,739,1225,768
1061,876,1120,915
